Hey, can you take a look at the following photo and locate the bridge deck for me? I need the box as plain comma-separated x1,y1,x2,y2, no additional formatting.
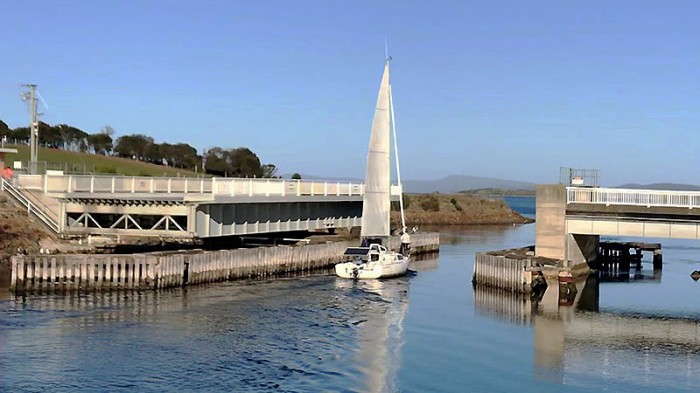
7,174,384,238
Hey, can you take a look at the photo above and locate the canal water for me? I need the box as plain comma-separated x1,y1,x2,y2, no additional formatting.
1,198,700,392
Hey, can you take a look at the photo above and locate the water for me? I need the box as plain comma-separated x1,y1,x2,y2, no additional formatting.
504,195,536,217
2,203,700,391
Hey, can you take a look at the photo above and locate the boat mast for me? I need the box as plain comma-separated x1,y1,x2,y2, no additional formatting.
388,65,406,233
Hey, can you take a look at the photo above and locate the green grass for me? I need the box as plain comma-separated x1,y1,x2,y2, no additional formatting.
3,145,202,177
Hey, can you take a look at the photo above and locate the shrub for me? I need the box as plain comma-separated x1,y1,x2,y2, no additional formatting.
420,195,440,212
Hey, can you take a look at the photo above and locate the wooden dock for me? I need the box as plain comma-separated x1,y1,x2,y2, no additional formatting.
9,232,439,293
597,241,662,272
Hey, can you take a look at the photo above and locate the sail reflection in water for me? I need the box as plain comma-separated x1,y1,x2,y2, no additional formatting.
334,275,410,393
473,275,700,389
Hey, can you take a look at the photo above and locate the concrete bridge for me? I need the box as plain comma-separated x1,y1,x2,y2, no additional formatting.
1,174,399,239
535,184,700,266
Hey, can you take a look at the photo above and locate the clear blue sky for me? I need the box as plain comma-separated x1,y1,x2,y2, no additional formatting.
1,1,699,186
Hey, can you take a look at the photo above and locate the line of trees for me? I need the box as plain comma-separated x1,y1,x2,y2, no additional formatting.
0,119,281,178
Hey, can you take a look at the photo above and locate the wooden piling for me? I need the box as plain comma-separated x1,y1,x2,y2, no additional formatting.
8,232,439,294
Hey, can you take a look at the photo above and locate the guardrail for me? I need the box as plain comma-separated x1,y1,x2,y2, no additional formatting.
17,175,369,197
1,178,60,233
567,187,700,209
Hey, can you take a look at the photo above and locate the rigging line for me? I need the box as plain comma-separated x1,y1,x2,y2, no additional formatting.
389,82,406,232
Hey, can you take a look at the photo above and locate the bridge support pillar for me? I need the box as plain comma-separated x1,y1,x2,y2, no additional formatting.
536,184,599,268
566,234,599,267
535,184,567,260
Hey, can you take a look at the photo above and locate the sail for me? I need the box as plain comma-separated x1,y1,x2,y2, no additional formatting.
361,62,392,238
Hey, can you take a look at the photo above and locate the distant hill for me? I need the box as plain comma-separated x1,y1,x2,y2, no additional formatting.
403,175,536,194
460,188,535,197
616,183,700,191
285,173,536,194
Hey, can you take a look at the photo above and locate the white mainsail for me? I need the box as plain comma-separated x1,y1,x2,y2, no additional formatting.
361,62,392,239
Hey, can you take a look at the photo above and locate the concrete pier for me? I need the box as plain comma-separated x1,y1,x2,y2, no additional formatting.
9,232,439,294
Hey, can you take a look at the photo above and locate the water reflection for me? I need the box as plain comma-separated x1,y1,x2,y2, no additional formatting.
599,268,662,283
334,277,409,393
422,225,526,246
409,254,440,272
0,271,416,392
474,272,700,387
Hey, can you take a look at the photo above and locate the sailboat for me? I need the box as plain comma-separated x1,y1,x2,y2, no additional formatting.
335,56,409,279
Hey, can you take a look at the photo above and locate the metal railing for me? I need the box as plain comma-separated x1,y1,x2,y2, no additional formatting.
560,167,600,187
1,178,60,233
567,187,700,209
17,174,368,198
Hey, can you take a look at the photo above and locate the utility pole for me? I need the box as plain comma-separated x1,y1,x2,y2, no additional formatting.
21,84,39,174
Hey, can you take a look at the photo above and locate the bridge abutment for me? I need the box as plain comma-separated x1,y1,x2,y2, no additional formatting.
535,184,567,260
535,184,598,269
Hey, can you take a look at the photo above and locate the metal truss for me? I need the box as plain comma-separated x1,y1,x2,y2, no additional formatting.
67,212,187,233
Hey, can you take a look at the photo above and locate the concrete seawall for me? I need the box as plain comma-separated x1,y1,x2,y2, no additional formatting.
9,232,440,293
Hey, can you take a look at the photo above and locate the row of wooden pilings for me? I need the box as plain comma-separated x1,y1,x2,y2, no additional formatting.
597,241,662,272
9,232,440,293
472,250,536,293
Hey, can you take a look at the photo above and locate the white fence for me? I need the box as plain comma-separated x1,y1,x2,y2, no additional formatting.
567,187,700,209
17,175,367,198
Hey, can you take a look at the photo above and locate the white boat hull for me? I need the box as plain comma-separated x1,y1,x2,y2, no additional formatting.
335,257,409,279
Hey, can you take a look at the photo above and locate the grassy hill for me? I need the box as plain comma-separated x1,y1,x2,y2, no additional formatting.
3,145,201,177
392,193,533,226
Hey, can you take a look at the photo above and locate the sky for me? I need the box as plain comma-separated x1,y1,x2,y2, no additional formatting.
1,0,699,186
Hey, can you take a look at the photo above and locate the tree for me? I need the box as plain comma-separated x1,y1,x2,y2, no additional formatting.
0,120,10,139
229,147,263,177
145,143,162,164
10,127,29,144
203,147,268,177
58,124,89,151
159,143,198,169
38,122,63,148
291,173,302,180
261,164,278,178
114,134,154,160
87,133,113,155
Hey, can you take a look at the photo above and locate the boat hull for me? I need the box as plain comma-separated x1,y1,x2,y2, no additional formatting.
335,258,409,279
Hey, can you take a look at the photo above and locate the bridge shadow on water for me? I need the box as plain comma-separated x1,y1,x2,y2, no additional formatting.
474,271,700,389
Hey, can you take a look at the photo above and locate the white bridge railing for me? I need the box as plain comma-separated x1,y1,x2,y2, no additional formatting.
16,175,368,198
567,187,700,209
1,178,60,233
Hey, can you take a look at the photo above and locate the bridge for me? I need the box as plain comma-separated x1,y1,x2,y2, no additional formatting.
1,174,399,239
535,184,700,266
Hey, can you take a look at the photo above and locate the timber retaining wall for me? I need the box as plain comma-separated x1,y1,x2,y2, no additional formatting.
10,232,439,293
473,252,534,293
